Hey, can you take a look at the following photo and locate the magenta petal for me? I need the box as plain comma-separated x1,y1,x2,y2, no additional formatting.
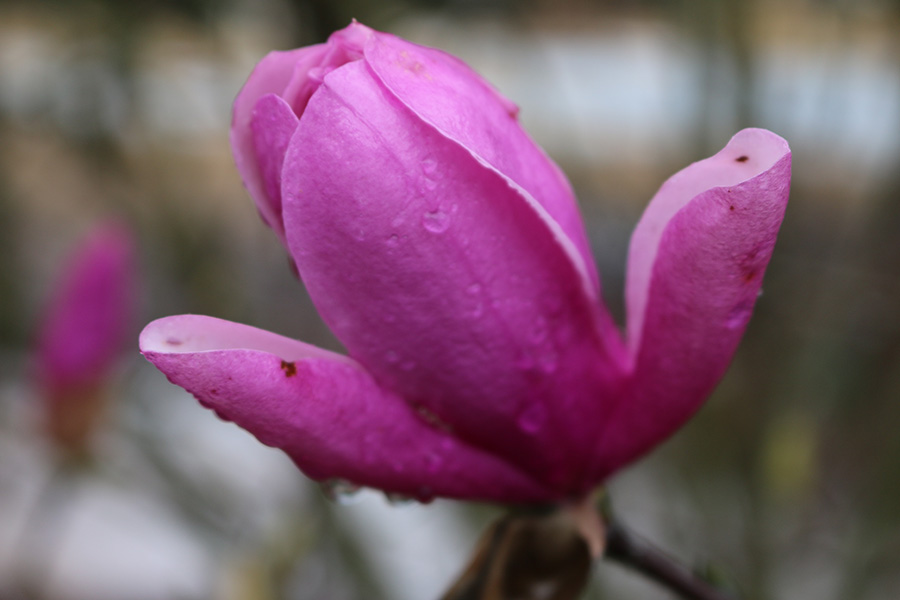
249,93,299,238
362,29,600,294
283,60,626,491
140,315,552,502
231,45,328,236
590,129,791,478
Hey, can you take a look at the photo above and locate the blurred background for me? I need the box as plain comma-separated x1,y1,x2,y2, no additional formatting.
0,0,898,598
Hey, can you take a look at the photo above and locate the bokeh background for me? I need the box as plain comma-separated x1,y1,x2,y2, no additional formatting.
1,0,899,598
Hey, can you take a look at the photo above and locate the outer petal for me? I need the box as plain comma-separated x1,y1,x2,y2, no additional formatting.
283,60,626,492
249,94,299,233
362,27,601,294
140,315,552,503
589,129,791,479
231,45,328,238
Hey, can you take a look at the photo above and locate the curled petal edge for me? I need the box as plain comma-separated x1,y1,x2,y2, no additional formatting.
140,315,554,503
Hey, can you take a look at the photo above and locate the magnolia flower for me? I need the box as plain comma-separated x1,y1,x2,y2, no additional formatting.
35,221,137,451
140,22,791,503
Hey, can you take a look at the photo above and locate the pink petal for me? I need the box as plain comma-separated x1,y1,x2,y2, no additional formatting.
249,94,299,230
231,45,328,238
140,315,552,502
283,60,626,492
590,128,791,478
362,28,600,294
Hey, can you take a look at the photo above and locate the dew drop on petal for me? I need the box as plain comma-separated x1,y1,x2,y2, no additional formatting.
726,301,753,330
465,283,484,318
422,209,450,234
421,158,437,175
417,486,435,504
321,479,362,505
386,234,400,247
384,492,415,506
517,402,547,434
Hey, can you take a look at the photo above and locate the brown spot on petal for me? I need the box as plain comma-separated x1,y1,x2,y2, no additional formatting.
729,205,735,211
743,270,757,283
736,155,749,162
280,360,297,377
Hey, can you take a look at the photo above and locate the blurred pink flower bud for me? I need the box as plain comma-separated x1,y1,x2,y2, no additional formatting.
141,22,791,503
35,221,137,451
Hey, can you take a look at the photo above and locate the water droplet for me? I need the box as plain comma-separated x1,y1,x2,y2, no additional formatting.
464,283,484,318
384,492,415,506
321,479,362,504
417,486,435,504
421,158,438,175
726,302,753,329
517,403,547,434
422,209,450,233
386,234,400,247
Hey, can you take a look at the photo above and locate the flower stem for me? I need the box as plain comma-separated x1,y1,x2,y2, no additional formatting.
603,519,738,600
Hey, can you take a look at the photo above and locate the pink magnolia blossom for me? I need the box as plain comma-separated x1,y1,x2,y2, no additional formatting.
35,221,137,449
140,22,791,503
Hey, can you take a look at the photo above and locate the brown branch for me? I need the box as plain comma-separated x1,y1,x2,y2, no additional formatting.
603,520,739,600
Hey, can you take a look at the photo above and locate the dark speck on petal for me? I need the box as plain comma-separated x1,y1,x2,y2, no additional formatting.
280,360,297,377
